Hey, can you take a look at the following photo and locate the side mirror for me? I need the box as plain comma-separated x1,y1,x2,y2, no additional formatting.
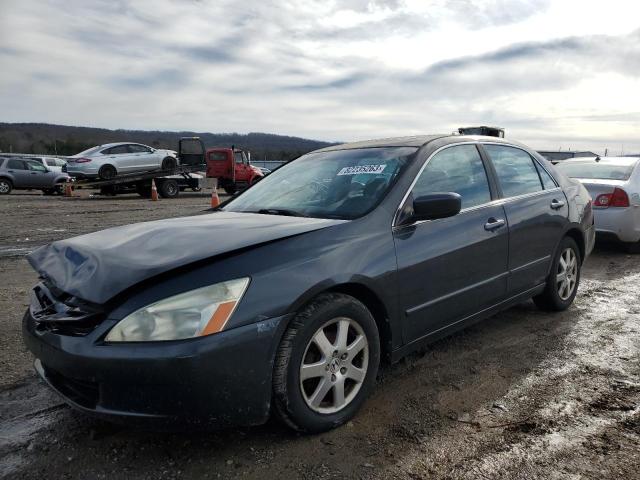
412,192,461,222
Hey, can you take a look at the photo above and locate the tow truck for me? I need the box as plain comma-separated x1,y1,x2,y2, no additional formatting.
69,138,207,198
68,138,264,198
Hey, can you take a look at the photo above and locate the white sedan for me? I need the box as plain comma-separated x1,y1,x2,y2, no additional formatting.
65,142,179,180
555,156,640,252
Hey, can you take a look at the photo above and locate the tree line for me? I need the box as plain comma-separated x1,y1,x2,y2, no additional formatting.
0,123,335,161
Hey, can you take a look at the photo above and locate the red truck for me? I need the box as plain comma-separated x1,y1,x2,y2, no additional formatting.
205,146,263,194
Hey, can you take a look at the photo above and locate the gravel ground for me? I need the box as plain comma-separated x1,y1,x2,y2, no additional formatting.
1,192,639,479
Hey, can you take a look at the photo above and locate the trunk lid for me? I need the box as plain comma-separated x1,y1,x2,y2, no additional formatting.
574,179,626,204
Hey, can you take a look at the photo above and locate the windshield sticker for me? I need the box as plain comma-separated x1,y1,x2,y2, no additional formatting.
337,165,387,176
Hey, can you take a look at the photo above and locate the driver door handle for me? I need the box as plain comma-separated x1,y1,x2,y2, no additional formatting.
551,199,566,209
484,217,506,231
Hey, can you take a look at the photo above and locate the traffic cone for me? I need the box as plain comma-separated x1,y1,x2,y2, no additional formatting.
210,187,220,208
150,179,159,201
64,180,73,197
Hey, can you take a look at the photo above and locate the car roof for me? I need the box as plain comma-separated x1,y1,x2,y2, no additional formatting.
313,134,520,152
97,142,137,149
559,156,640,166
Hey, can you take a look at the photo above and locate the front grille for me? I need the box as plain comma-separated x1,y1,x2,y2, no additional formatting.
31,282,104,337
44,365,99,408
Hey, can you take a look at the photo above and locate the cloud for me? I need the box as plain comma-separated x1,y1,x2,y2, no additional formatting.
0,0,639,153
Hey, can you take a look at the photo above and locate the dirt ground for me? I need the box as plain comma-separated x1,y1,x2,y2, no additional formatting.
1,191,639,480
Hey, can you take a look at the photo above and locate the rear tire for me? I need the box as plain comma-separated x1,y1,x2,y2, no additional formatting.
158,179,179,198
533,237,581,311
161,157,177,171
0,178,12,194
100,185,118,196
98,165,117,180
136,183,152,198
624,241,640,253
273,293,380,433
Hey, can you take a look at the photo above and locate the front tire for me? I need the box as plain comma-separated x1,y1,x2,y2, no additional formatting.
161,157,177,171
223,184,237,195
98,164,117,180
533,237,581,311
273,293,380,433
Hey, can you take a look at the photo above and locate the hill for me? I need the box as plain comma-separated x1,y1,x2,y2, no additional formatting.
0,123,335,161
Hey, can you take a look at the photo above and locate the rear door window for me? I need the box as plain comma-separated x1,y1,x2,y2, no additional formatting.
129,144,151,153
7,159,26,170
484,145,543,197
535,162,557,190
104,145,128,155
412,144,492,209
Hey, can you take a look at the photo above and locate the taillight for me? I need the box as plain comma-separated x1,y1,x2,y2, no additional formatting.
594,187,629,208
74,158,92,163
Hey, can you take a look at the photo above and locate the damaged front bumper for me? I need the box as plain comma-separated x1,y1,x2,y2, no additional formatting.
22,287,290,427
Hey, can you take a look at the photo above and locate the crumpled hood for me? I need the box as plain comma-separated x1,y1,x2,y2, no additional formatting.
28,211,345,305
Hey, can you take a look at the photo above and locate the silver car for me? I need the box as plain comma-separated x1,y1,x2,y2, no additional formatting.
0,157,70,195
555,156,640,251
65,142,178,180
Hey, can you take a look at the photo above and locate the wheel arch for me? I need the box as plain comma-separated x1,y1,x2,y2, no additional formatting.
326,283,393,362
564,226,585,264
162,156,177,167
285,281,394,363
98,163,117,173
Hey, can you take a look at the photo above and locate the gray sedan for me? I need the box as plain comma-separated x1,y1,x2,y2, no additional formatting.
555,156,640,251
0,157,70,195
65,142,178,180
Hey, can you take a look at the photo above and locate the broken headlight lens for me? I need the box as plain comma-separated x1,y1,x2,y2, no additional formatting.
105,278,250,342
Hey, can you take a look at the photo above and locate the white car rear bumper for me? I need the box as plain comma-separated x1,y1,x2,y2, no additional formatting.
594,206,640,243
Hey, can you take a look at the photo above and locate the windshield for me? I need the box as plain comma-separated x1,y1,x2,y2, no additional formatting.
555,159,638,180
222,147,416,219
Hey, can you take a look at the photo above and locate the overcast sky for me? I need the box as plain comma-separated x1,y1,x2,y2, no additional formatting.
1,0,640,152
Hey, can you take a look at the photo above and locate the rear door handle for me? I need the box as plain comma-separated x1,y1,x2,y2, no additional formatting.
551,199,566,209
484,217,506,231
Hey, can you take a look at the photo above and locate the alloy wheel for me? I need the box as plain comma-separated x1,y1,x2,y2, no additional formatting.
0,181,9,193
299,317,369,414
556,247,578,300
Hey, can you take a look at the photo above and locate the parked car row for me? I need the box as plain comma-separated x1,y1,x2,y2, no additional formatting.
0,156,70,195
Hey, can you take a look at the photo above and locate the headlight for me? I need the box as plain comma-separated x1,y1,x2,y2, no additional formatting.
105,278,250,342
